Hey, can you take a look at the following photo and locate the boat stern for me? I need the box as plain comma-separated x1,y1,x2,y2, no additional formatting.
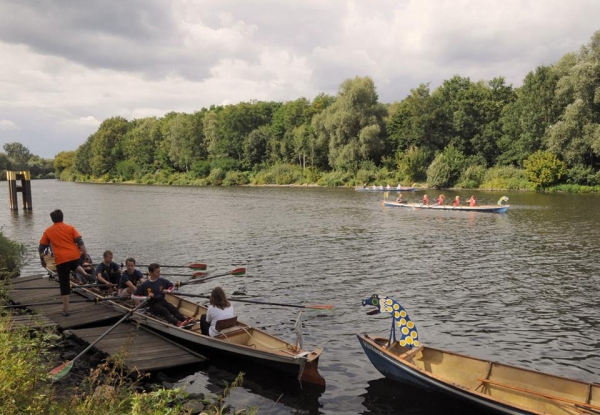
299,347,325,387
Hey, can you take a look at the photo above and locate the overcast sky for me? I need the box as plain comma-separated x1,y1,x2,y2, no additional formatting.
1,0,599,158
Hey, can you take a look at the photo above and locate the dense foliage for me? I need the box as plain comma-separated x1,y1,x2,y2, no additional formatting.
51,31,600,190
0,143,54,180
0,231,25,279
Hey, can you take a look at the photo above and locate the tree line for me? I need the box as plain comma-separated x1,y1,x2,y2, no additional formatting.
0,143,54,180
52,30,600,190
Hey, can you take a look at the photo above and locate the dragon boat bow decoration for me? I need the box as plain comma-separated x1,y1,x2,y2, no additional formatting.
362,294,419,348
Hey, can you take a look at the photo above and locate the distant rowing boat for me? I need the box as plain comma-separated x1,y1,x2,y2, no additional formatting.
382,201,509,213
355,187,417,192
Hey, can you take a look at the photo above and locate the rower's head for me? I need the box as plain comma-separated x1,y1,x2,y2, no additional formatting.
210,286,231,310
103,250,113,264
125,258,136,273
148,263,160,280
50,209,64,223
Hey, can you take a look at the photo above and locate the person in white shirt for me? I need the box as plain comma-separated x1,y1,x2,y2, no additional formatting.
200,286,235,337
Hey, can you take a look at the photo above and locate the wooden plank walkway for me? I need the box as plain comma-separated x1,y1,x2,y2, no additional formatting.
6,273,207,372
65,324,206,372
7,273,123,329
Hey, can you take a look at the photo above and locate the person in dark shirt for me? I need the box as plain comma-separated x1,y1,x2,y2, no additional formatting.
96,250,121,293
131,263,192,327
119,257,144,300
74,252,94,284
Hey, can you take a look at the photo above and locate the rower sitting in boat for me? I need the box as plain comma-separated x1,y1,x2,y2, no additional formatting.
468,195,476,206
200,286,235,337
119,257,144,303
96,250,121,294
452,196,460,207
395,194,406,204
436,195,445,205
132,263,193,328
385,184,391,190
422,194,429,205
74,251,94,283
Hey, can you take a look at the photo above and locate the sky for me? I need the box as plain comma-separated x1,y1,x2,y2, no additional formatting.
1,0,599,158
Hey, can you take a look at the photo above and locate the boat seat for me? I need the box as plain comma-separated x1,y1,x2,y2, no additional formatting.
215,316,240,335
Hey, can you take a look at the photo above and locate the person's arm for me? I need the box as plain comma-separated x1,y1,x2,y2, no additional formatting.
205,306,213,323
39,232,50,267
131,283,151,301
96,265,110,285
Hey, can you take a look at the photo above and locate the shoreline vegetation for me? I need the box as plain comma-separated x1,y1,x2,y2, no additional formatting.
48,31,600,195
0,232,253,415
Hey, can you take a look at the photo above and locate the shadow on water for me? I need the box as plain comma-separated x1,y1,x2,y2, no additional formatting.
165,359,324,415
360,378,483,415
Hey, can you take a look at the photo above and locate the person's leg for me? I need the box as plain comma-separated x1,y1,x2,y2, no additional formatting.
164,301,187,322
56,261,72,314
149,301,179,325
200,314,210,335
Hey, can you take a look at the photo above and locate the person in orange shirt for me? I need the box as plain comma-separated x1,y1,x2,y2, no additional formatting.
39,209,88,316
422,194,429,205
453,196,460,207
468,195,476,207
436,195,445,206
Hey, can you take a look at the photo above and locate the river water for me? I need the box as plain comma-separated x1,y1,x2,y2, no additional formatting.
1,180,599,414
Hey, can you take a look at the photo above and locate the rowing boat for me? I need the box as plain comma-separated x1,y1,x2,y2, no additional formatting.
135,292,325,386
355,187,417,192
359,294,598,414
357,334,599,415
382,201,509,213
77,287,325,386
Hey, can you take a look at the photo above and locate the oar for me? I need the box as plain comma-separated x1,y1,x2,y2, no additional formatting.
133,263,207,270
10,283,115,291
48,299,149,381
179,268,246,286
158,271,207,278
2,297,126,308
176,293,334,310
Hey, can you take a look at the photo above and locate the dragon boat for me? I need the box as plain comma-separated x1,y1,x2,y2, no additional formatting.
359,294,599,415
383,196,510,213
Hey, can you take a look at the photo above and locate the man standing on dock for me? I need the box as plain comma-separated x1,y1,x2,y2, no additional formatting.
39,209,88,316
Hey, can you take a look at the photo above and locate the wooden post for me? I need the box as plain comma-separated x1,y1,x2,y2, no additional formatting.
6,171,32,210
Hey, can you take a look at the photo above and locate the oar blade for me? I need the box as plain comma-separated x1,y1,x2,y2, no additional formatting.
306,304,334,310
191,271,208,278
188,263,207,270
231,267,246,276
48,360,73,381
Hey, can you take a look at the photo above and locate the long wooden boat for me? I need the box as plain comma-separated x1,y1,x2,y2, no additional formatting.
356,187,417,192
77,287,325,386
383,201,509,213
358,334,599,415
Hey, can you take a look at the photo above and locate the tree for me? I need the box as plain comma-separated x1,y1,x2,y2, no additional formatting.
523,150,567,188
312,76,387,171
90,117,129,176
54,151,75,174
243,125,272,167
397,145,431,182
3,142,31,170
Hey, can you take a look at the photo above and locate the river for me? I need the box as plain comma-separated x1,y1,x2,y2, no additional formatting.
1,180,599,414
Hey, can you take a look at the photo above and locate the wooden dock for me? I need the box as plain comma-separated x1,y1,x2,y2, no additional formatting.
6,273,206,372
65,324,205,372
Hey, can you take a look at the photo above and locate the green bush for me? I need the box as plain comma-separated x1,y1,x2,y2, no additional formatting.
457,165,486,189
207,168,226,185
480,166,532,190
0,231,24,279
210,157,239,173
191,160,211,178
397,145,430,183
523,150,567,189
115,160,137,181
566,164,598,185
317,170,353,186
223,170,250,186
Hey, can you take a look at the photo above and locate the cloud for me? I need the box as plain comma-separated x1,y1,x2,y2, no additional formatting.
0,119,19,130
1,0,600,158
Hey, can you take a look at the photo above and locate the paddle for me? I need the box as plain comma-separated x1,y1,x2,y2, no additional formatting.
2,297,127,308
176,293,334,310
133,263,207,270
159,271,207,278
179,268,246,286
48,299,149,381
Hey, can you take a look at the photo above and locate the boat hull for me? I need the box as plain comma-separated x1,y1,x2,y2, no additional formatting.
357,334,598,415
383,201,509,213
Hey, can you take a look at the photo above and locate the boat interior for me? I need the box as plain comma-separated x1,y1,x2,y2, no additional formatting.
374,337,600,415
165,293,311,357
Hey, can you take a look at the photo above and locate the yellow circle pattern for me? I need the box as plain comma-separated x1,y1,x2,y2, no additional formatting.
411,331,417,338
386,299,393,305
393,304,399,310
394,311,400,319
401,327,409,335
406,337,414,345
400,310,407,317
407,321,414,329
399,340,406,346
399,318,406,326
